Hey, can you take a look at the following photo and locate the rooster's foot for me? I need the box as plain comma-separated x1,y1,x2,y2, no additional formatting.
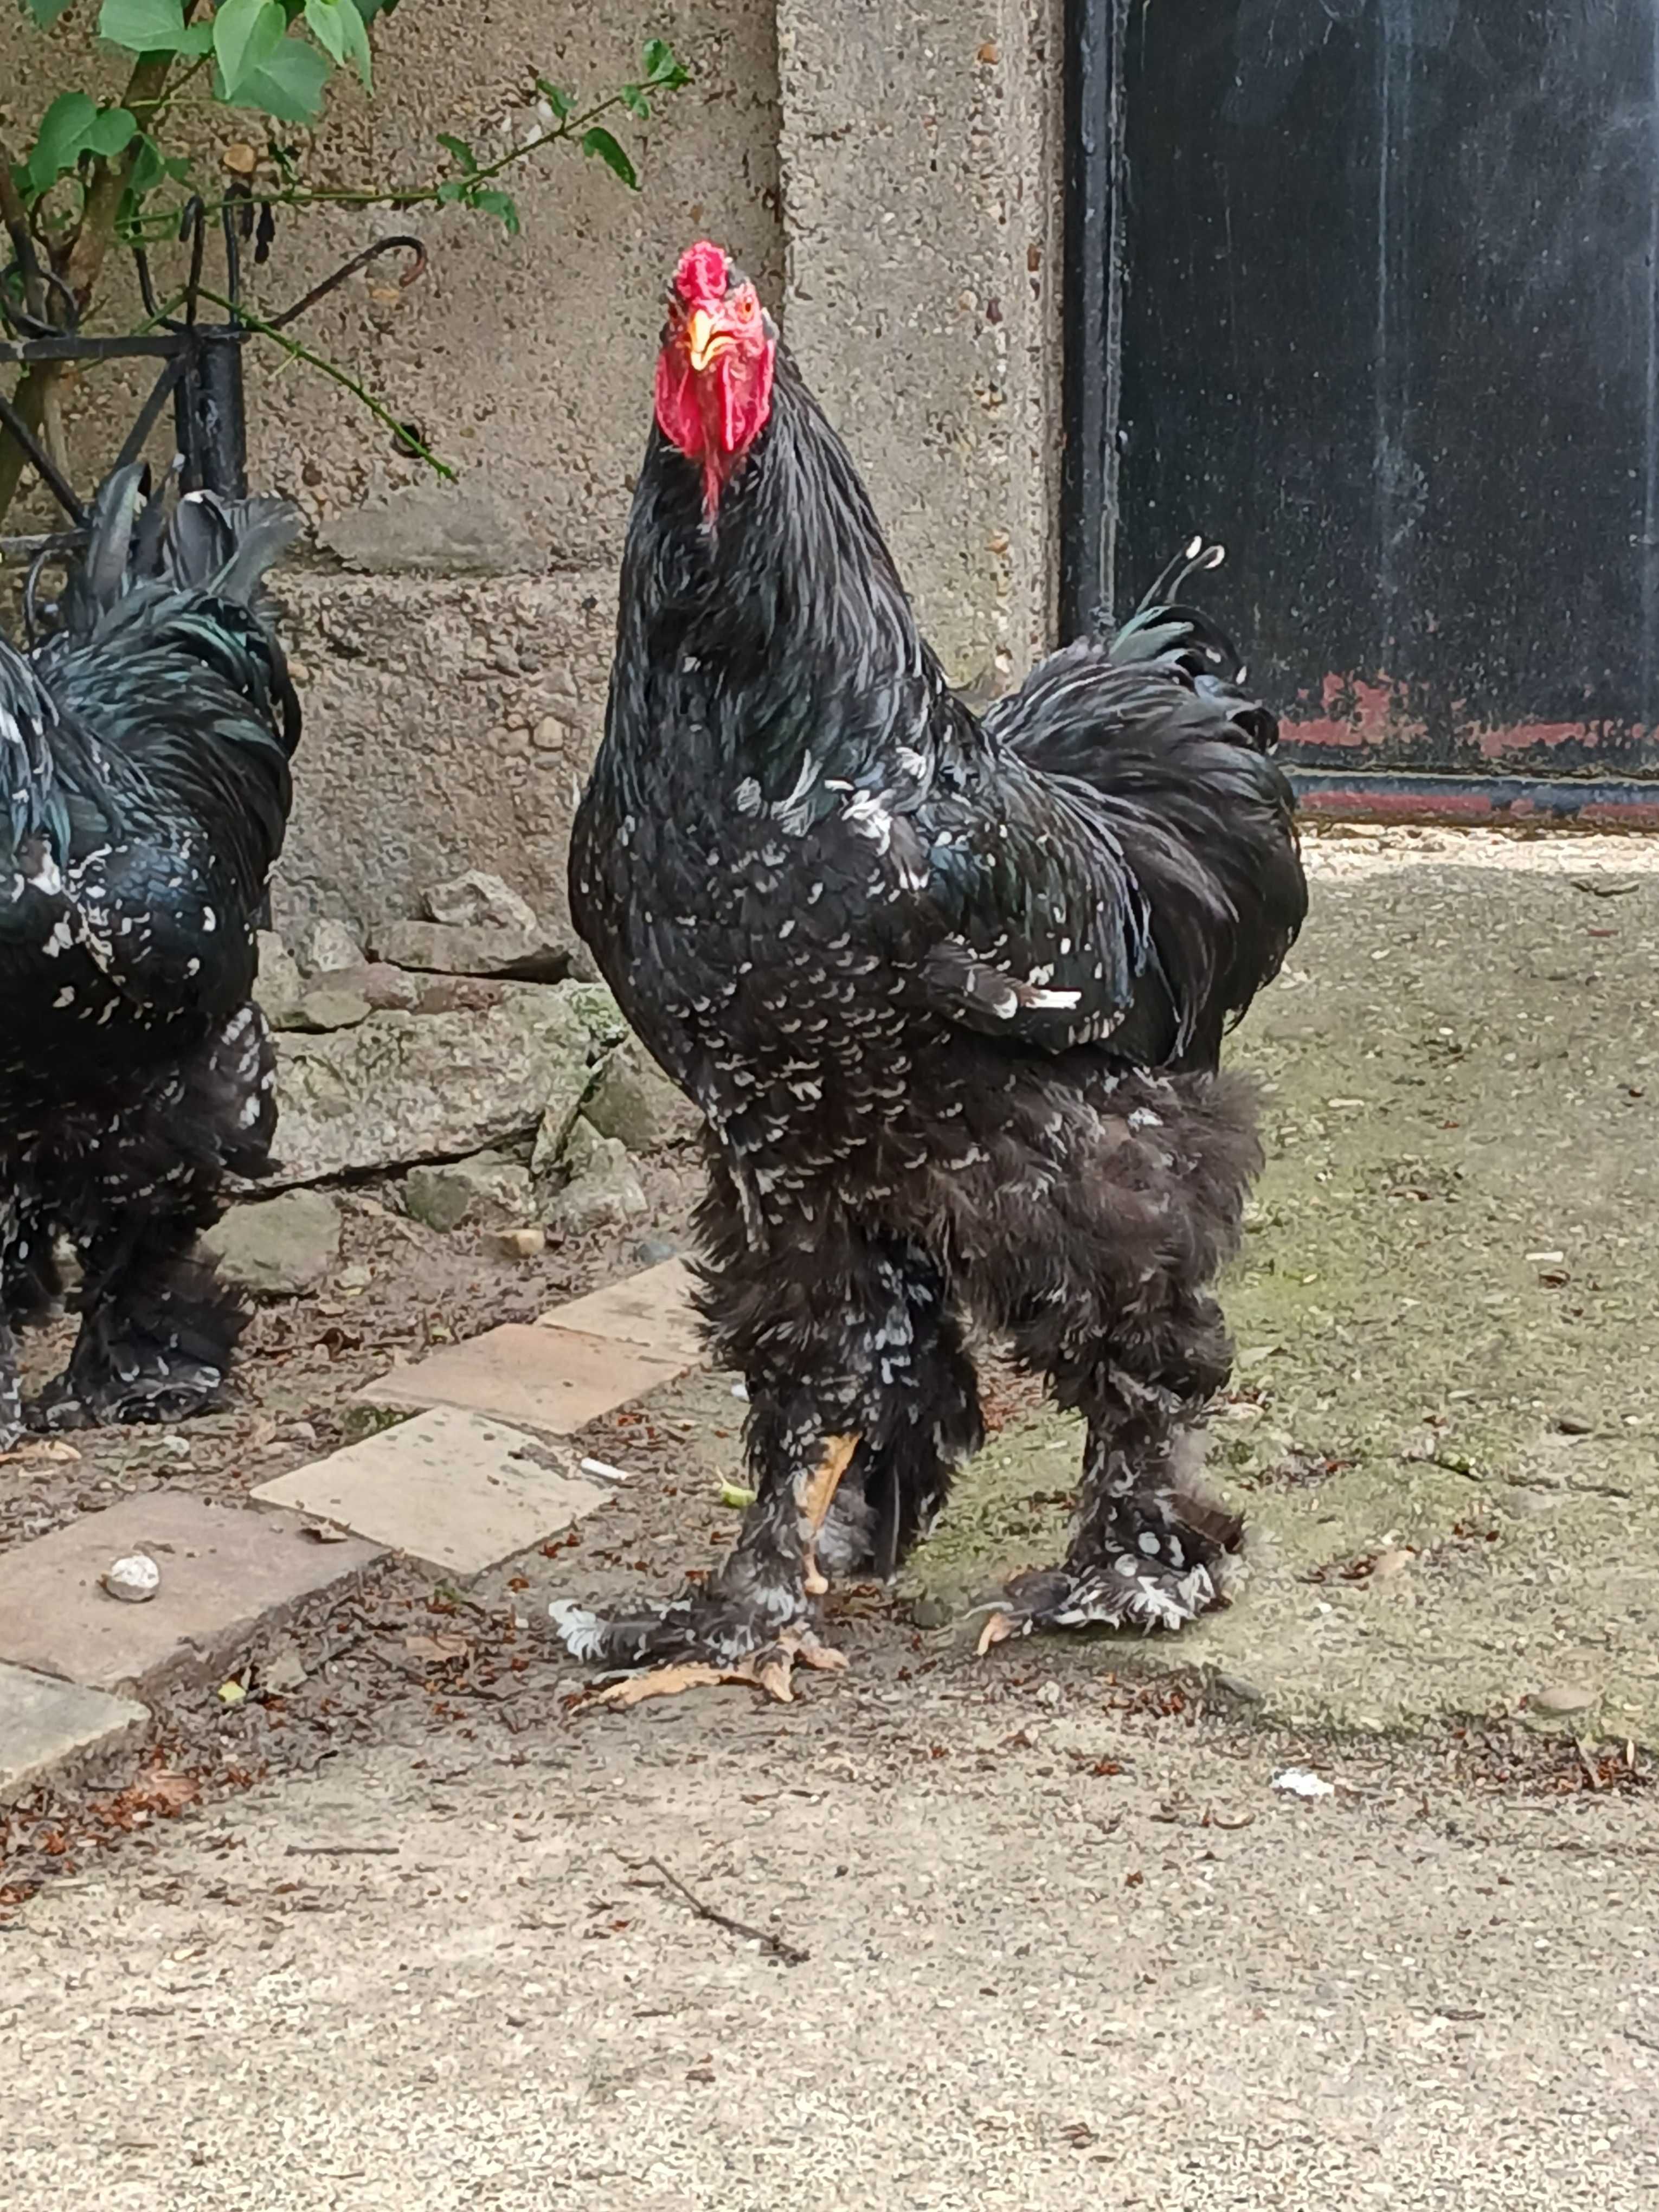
554,1433,863,1708
34,1357,229,1432
976,1551,1234,1654
979,1481,1244,1652
549,1583,850,1708
575,1626,848,1709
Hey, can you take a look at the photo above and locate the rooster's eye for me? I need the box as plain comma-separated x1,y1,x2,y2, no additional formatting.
736,294,755,319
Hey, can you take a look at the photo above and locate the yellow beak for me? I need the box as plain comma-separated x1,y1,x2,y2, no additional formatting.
685,307,730,373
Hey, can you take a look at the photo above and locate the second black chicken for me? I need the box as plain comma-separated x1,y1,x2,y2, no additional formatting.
0,464,300,1449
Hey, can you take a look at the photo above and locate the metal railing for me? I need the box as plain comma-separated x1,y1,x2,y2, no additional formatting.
1,198,424,556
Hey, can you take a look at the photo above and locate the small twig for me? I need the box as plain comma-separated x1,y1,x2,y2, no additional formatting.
285,1841,401,1858
112,88,639,244
194,286,456,480
619,1853,809,1967
0,136,47,325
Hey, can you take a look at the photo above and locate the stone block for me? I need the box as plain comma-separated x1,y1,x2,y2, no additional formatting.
201,1189,342,1299
268,981,614,1186
542,1259,705,1368
0,1663,149,1805
355,1322,685,1435
253,1406,612,1576
0,1493,383,1699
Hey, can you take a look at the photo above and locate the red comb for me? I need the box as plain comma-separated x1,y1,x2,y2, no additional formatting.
674,239,730,311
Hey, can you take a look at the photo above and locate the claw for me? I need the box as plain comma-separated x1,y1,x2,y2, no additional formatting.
593,1662,733,1709
799,1432,858,1597
753,1650,796,1703
789,1630,849,1674
802,1433,859,1532
975,1610,1024,1656
584,1627,849,1711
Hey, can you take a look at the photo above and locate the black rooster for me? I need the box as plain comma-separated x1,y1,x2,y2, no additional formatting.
555,241,1307,1701
0,464,300,1450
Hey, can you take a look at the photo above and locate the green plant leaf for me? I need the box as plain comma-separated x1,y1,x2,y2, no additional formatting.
25,0,78,27
303,0,344,57
350,0,396,18
304,0,370,86
126,131,165,196
434,177,468,203
120,128,189,213
532,78,573,122
22,90,97,196
96,0,187,49
436,132,476,173
215,0,285,97
338,0,372,81
620,84,649,120
232,36,331,121
118,133,189,239
85,104,137,157
470,186,519,234
580,125,636,190
643,37,688,87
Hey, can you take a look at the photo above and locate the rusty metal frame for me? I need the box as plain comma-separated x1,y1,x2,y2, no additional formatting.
1290,769,1659,829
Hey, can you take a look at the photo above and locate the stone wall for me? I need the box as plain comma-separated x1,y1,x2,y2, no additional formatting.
2,0,1064,940
777,0,1063,695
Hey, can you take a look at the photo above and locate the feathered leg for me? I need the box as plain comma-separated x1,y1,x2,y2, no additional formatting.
35,1006,274,1432
38,1213,248,1430
551,1165,980,1704
0,1194,40,1451
814,1346,983,1586
979,1292,1242,1649
4,1221,61,1333
962,1068,1256,1654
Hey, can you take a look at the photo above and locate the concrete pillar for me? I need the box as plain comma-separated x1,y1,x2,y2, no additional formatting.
777,0,1064,693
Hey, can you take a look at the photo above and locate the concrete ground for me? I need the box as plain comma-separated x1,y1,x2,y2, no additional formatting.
3,1682,1656,2211
4,827,1658,2210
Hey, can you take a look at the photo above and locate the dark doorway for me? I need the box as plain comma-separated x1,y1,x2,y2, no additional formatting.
1065,0,1659,817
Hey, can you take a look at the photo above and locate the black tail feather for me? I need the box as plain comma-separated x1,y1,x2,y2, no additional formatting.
983,539,1307,1071
1107,538,1269,743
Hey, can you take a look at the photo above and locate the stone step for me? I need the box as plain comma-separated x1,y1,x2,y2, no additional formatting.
0,1663,148,1808
537,1256,705,1367
253,1406,613,1576
354,1321,687,1435
0,1256,702,1801
0,1490,383,1702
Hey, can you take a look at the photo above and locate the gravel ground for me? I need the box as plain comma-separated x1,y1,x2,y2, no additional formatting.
0,1154,704,1558
908,825,1659,1740
2,824,1657,2208
1,1670,1654,2212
